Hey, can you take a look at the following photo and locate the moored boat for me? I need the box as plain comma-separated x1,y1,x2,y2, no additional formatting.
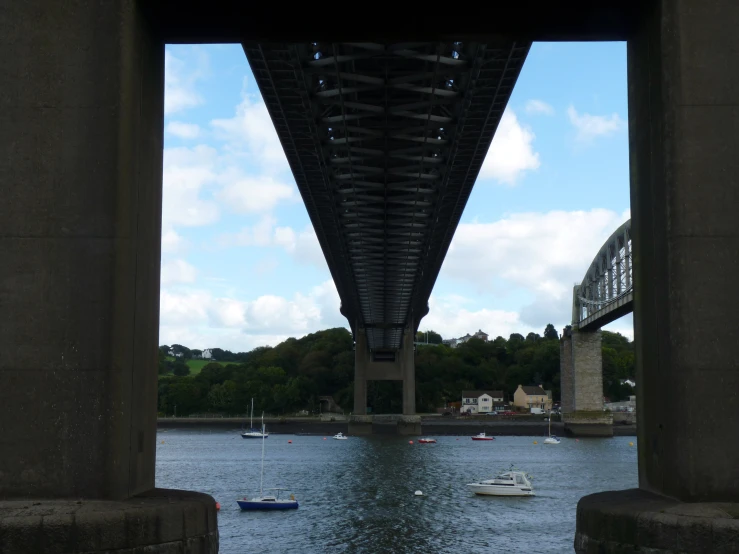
237,489,298,510
241,398,269,439
333,432,348,440
471,432,494,441
543,413,560,444
418,438,437,444
236,415,298,511
466,470,535,497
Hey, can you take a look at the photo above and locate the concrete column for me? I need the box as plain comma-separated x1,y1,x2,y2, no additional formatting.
0,2,216,551
572,330,603,412
401,326,416,416
353,329,368,416
629,0,739,503
562,328,612,437
577,1,739,551
559,328,574,413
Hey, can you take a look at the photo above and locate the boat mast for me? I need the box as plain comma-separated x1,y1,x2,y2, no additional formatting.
548,412,551,437
260,412,265,496
250,398,254,429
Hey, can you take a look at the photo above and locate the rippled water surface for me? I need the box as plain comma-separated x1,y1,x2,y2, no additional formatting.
156,429,637,553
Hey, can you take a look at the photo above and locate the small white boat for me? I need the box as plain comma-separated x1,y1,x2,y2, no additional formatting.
544,413,560,444
471,432,495,441
241,399,269,439
466,470,535,497
333,432,348,440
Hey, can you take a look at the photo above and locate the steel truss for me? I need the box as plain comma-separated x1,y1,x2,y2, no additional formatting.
574,219,632,325
244,42,529,350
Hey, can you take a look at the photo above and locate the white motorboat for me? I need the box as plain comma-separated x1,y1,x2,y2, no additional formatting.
544,412,560,444
471,432,494,441
466,470,535,497
333,432,348,440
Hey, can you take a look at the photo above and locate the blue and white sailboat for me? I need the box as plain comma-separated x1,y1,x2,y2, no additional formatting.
237,415,298,511
241,398,269,439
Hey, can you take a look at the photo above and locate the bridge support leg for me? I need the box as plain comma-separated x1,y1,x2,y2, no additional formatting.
576,2,739,551
401,323,416,416
561,328,613,437
0,4,217,552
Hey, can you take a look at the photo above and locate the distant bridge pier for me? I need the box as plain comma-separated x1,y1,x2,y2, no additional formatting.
349,324,420,436
0,4,216,552
560,327,613,437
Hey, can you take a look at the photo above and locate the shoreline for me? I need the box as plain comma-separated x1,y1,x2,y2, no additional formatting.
157,417,637,436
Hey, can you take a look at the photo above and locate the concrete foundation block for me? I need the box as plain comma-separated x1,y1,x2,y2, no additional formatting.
564,411,613,437
575,489,739,553
397,415,422,436
348,415,373,435
0,489,218,554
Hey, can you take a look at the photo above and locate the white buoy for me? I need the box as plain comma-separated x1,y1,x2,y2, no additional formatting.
414,490,423,496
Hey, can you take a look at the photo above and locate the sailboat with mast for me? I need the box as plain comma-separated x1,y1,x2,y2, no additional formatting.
543,412,561,444
241,398,269,439
237,414,299,511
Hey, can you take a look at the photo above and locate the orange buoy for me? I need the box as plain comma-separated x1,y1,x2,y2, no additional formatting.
288,440,292,443
215,502,220,511
409,440,414,444
323,437,327,440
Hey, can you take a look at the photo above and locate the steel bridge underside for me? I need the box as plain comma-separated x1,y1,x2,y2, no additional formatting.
244,42,529,351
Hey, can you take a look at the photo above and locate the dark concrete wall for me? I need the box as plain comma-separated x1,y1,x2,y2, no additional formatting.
0,2,164,500
628,0,739,502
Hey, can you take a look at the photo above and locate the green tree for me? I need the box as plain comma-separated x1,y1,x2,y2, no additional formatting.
543,324,559,340
173,360,190,377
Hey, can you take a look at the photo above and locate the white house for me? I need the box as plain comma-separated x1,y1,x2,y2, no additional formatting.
461,390,505,414
202,348,213,360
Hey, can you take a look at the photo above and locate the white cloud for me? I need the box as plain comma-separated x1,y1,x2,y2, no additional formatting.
567,105,625,143
164,50,207,115
441,208,631,330
211,91,288,174
217,219,326,268
166,121,201,139
479,108,540,185
525,99,555,116
161,228,187,254
216,175,296,214
423,294,535,341
159,279,346,351
160,259,198,285
162,145,220,228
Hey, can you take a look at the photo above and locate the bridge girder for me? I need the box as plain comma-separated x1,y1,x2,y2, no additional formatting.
244,42,529,350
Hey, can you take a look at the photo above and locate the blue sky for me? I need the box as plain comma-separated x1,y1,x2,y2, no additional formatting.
160,42,632,351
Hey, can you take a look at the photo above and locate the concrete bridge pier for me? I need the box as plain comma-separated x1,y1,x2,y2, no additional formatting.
349,324,420,435
0,3,217,552
576,1,739,551
560,327,613,437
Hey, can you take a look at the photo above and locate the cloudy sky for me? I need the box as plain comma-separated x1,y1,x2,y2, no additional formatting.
159,42,632,351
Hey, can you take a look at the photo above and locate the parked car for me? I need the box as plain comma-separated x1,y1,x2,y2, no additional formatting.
485,411,497,416
441,411,452,417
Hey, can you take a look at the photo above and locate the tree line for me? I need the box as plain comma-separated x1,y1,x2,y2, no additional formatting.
157,324,635,417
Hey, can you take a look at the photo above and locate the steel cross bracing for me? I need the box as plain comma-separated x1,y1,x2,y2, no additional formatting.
573,219,633,327
243,42,530,350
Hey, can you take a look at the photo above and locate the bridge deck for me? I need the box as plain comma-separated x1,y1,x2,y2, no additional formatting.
244,42,529,349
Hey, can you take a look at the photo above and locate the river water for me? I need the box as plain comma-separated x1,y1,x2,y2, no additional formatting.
156,429,637,553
